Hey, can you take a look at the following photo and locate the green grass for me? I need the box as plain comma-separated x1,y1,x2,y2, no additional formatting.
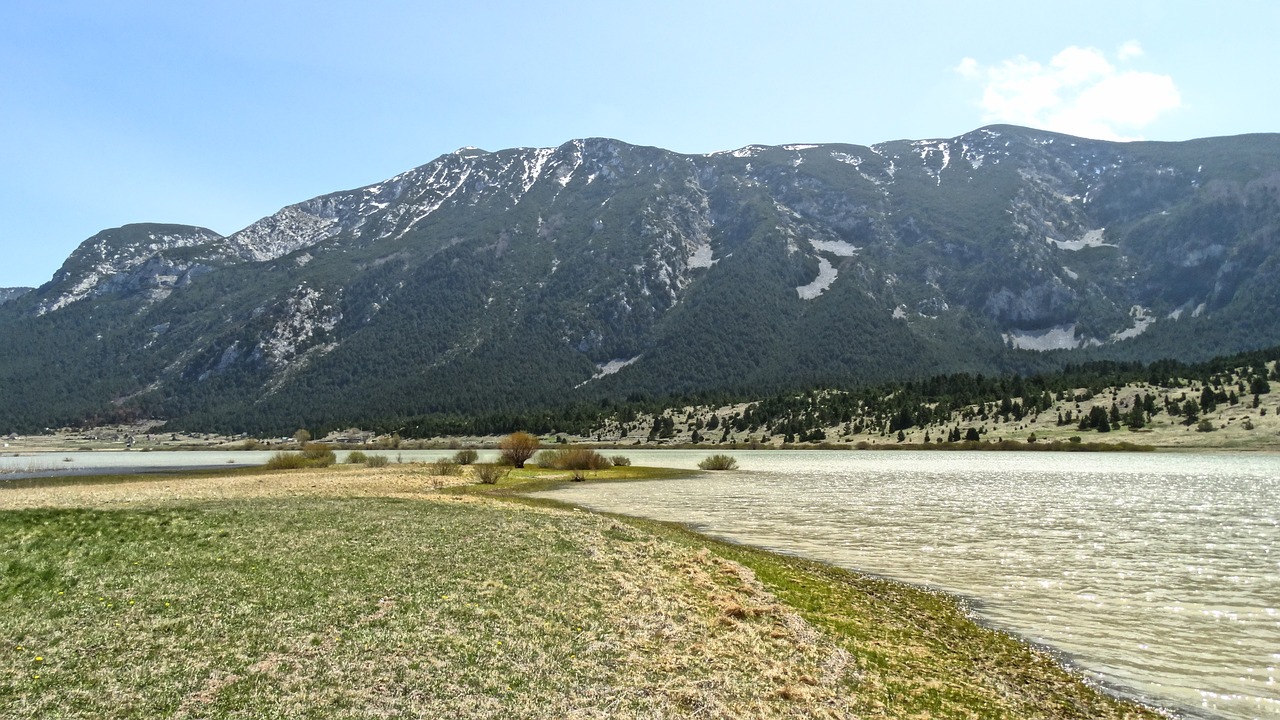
1,496,854,718
0,464,1166,719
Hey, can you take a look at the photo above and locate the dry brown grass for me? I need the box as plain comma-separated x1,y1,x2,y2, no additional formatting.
0,463,471,511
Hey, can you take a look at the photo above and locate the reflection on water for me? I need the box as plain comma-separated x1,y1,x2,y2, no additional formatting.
541,450,1280,720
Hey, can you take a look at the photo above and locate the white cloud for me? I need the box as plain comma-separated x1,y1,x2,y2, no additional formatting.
955,44,1181,141
1116,40,1144,61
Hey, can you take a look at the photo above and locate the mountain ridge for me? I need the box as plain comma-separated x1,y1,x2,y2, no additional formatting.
2,125,1279,434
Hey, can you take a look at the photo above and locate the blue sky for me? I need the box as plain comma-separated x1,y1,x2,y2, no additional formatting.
1,0,1276,288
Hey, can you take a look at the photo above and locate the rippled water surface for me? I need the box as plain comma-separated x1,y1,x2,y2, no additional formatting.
541,451,1280,720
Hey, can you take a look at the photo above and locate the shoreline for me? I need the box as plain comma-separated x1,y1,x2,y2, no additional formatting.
524,488,1188,720
473,471,1189,719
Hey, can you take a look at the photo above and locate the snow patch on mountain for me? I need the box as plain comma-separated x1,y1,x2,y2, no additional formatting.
688,243,716,268
575,355,642,388
556,140,584,187
912,140,952,185
830,152,861,166
1003,324,1087,351
722,145,766,159
809,239,860,257
1047,228,1114,251
1112,305,1155,341
520,148,556,195
796,257,838,300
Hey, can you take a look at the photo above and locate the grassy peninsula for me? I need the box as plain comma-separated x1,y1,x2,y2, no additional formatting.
2,463,1163,719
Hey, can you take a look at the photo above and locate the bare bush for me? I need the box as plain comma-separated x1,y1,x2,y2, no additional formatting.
698,454,738,471
428,458,463,476
474,464,510,485
499,432,539,468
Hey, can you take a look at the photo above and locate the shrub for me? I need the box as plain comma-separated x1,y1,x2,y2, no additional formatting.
346,450,368,464
265,443,335,470
453,448,479,465
265,451,309,470
499,432,539,468
609,455,632,467
428,458,463,476
301,443,336,467
474,463,509,485
1196,419,1216,433
698,454,738,471
533,449,556,467
365,454,390,468
537,447,612,471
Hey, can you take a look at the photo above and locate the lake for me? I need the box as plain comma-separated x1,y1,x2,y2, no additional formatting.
539,450,1280,720
0,448,493,479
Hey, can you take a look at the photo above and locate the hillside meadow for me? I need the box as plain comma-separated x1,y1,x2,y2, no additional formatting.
1,462,1165,719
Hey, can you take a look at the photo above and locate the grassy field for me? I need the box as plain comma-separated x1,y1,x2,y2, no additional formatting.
2,463,1165,719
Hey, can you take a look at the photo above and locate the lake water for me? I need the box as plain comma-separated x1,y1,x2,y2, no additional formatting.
0,449,501,479
540,450,1280,720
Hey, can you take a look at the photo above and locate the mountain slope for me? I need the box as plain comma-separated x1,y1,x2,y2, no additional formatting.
0,288,32,305
2,127,1279,433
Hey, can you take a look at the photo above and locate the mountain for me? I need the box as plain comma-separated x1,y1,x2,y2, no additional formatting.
0,287,32,305
2,125,1279,434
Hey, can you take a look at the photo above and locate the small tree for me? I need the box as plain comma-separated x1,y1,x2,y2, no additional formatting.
499,431,539,468
294,428,312,445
